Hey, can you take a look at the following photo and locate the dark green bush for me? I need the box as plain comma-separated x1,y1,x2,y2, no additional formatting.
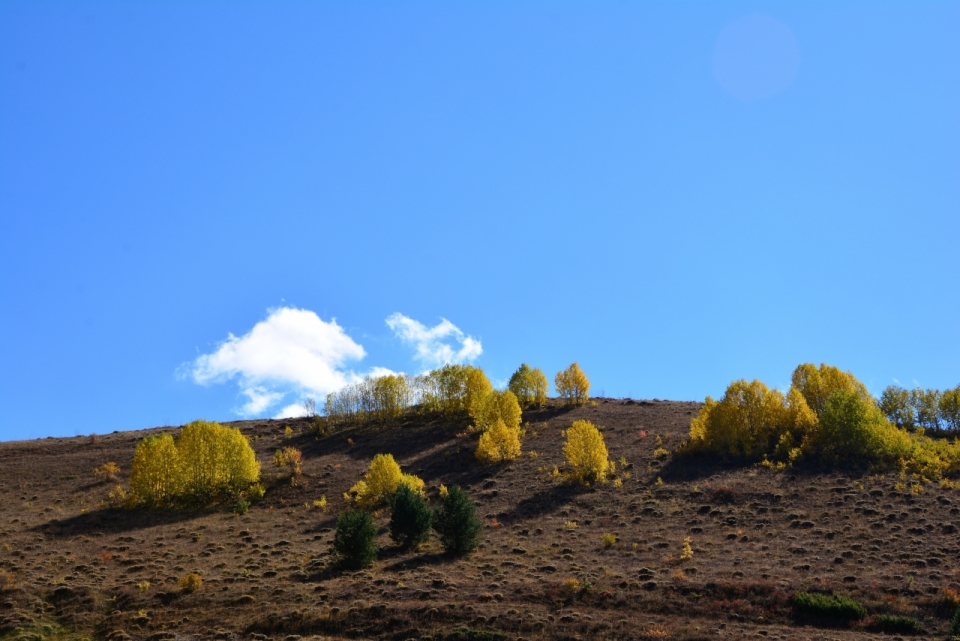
951,607,960,638
793,591,866,626
389,483,432,549
432,485,481,556
868,614,925,635
233,497,250,515
330,509,378,569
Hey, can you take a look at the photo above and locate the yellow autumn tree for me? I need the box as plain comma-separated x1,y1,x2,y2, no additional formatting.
779,386,818,456
475,419,522,463
371,374,412,423
347,453,424,509
563,420,610,484
687,380,787,459
791,363,870,417
176,420,260,499
129,420,260,506
508,364,549,407
324,373,415,425
130,434,182,506
941,386,960,434
815,389,910,462
422,364,470,416
686,380,818,461
465,367,494,419
473,389,522,433
682,363,960,478
556,362,590,406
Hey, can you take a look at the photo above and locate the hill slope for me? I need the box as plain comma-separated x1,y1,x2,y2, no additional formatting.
1,399,958,640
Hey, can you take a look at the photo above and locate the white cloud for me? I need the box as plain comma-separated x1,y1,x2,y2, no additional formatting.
182,308,482,417
182,307,367,417
242,386,285,415
274,403,309,420
386,313,482,369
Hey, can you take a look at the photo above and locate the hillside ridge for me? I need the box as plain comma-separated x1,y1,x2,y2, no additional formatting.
1,398,959,640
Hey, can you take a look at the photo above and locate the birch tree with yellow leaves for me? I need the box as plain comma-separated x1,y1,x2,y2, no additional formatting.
555,362,590,406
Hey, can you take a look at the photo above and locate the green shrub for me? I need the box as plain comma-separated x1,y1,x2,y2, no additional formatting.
793,591,865,626
389,484,432,550
234,498,250,515
817,390,909,462
951,607,960,638
432,485,481,556
331,509,378,569
867,614,925,635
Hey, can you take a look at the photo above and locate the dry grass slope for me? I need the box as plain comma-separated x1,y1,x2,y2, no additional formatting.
0,398,958,640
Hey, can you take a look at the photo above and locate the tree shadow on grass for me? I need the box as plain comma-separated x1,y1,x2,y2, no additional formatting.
659,452,876,484
495,482,591,525
381,550,449,573
294,416,469,468
34,506,212,538
657,454,748,483
298,544,454,582
75,481,110,493
293,401,578,468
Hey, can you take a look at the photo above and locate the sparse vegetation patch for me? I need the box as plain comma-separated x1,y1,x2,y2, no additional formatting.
792,591,866,627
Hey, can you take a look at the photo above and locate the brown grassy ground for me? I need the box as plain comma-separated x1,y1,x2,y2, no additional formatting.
1,398,958,640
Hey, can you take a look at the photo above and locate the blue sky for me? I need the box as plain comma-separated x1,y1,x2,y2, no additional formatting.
1,2,957,440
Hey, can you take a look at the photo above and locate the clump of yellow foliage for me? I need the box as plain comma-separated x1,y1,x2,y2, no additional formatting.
324,373,414,425
555,362,590,406
346,453,425,509
682,363,960,479
324,365,500,425
563,419,612,484
464,367,494,418
129,420,261,507
93,461,120,483
472,389,522,433
273,447,303,476
468,378,524,463
508,363,549,407
475,419,522,464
